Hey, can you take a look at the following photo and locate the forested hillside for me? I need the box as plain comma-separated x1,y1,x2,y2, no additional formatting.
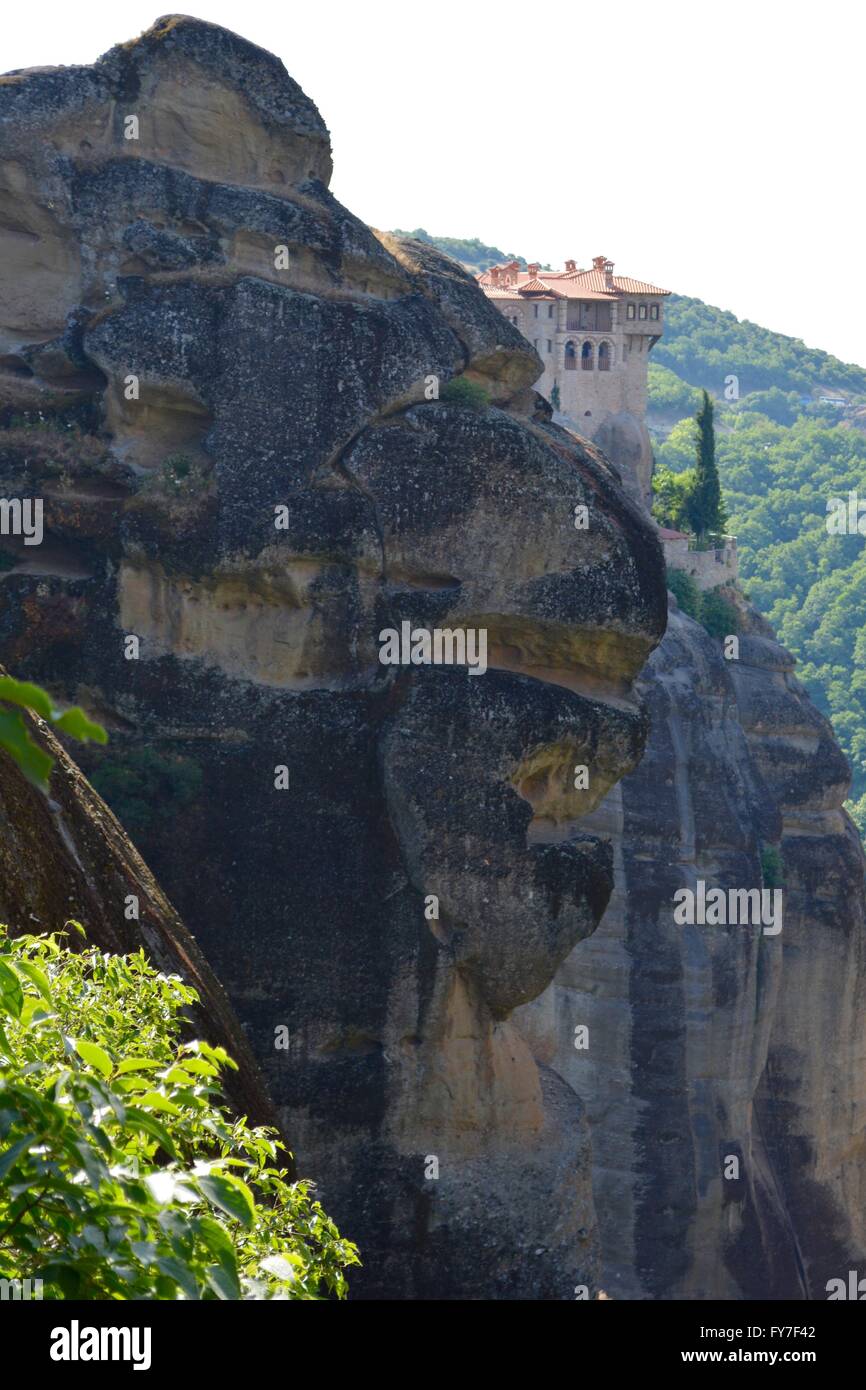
653,294,866,400
390,229,526,273
407,232,866,830
650,317,866,829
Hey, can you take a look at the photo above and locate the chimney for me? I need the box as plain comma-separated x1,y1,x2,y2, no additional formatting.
527,262,540,279
593,254,615,289
564,259,576,273
490,266,501,283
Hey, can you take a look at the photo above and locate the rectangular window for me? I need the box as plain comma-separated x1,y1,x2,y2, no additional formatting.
548,304,554,318
650,304,659,320
547,340,552,353
627,303,636,320
639,304,647,320
534,304,539,318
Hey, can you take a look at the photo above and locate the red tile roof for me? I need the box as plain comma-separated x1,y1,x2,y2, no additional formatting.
520,277,556,294
478,257,670,301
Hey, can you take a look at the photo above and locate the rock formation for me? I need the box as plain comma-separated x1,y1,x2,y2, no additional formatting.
516,593,866,1298
2,13,864,1303
0,683,277,1130
0,16,667,1298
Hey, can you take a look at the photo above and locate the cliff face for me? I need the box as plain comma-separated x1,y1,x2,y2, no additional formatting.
0,16,667,1298
2,14,864,1303
516,596,866,1298
0,680,277,1129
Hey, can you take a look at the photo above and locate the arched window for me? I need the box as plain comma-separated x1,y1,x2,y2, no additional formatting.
565,340,577,371
598,340,612,372
581,340,594,371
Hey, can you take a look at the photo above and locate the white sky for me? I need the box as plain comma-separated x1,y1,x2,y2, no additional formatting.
4,0,863,366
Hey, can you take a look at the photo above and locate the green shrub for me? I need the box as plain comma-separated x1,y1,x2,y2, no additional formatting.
652,465,695,531
760,843,784,889
666,572,740,641
700,587,740,639
91,747,202,834
440,377,490,410
666,567,701,621
0,925,359,1299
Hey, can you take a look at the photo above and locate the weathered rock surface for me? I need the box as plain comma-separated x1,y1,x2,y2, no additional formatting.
0,681,277,1130
516,594,866,1298
0,16,667,1297
5,13,862,1304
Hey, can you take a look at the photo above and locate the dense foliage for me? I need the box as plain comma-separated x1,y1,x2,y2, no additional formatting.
90,747,203,834
653,294,866,399
666,569,739,639
391,229,525,273
390,230,553,275
0,926,359,1299
657,410,866,817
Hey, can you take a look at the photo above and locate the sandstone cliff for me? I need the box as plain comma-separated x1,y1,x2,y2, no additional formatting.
2,14,863,1303
516,593,866,1297
0,15,666,1298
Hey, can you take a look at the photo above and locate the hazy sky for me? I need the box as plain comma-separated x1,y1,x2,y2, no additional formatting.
5,1,863,366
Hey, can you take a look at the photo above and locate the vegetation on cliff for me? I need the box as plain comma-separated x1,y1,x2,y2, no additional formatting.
0,925,359,1299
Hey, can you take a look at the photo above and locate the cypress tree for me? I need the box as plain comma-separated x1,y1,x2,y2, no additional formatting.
686,390,727,540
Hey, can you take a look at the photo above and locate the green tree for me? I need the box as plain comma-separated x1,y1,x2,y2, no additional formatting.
0,925,359,1299
685,390,727,540
653,465,695,531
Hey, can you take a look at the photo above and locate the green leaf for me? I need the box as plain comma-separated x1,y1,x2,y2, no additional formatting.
138,1092,182,1116
123,1107,179,1159
0,708,53,789
0,675,54,719
75,1039,113,1078
205,1263,240,1300
13,958,53,1005
116,1058,163,1075
0,1134,36,1180
196,1172,256,1229
178,1057,219,1078
195,1216,235,1262
156,1255,199,1299
52,706,108,745
0,958,24,1020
